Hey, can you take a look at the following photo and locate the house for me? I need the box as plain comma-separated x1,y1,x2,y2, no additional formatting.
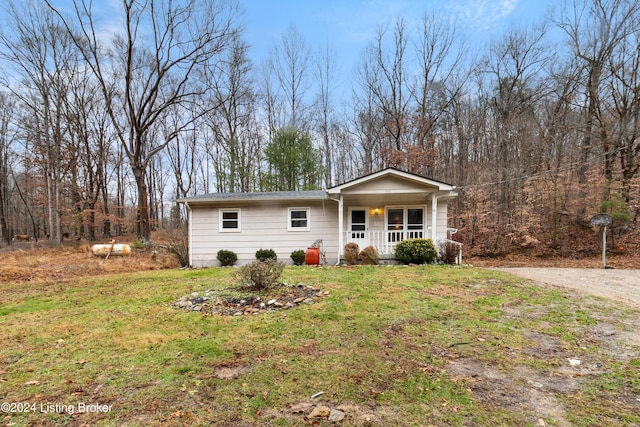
177,168,459,267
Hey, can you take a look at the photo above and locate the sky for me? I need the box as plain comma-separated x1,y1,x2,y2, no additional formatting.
42,0,560,82
23,0,560,102
241,0,558,80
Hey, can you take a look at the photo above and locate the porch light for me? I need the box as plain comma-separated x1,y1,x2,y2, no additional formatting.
371,208,382,215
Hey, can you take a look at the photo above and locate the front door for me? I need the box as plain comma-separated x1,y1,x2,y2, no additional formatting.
348,209,368,248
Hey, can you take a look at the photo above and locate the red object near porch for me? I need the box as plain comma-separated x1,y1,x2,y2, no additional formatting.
305,247,320,265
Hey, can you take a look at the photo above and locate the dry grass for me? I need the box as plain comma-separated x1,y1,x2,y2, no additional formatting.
0,238,180,283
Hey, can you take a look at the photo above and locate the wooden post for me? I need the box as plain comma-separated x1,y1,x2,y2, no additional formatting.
590,214,612,270
602,226,607,269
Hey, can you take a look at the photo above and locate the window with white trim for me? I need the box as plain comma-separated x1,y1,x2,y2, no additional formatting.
219,209,241,232
386,206,425,241
288,207,310,231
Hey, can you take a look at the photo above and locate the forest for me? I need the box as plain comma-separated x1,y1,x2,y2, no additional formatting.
0,0,639,257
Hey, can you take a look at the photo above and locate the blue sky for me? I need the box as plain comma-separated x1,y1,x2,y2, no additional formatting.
242,0,558,76
39,0,559,95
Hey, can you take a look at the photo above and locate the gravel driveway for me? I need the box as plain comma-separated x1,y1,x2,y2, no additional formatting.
493,268,640,307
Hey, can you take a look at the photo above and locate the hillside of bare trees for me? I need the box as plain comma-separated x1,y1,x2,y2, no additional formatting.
1,0,639,259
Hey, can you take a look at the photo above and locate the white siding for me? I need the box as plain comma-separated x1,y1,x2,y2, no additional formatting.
340,175,437,194
436,200,449,240
190,200,339,267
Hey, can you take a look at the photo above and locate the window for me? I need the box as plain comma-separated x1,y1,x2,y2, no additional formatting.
386,207,425,241
350,209,367,239
219,209,240,232
387,208,404,231
288,208,310,231
407,208,424,230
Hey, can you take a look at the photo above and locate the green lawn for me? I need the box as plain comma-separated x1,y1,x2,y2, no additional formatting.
0,265,638,426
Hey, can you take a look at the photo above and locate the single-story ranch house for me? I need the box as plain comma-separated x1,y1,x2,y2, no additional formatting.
177,168,459,266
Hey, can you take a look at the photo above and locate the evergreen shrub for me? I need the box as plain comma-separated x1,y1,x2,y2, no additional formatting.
217,249,238,266
290,249,306,266
255,248,277,262
394,238,437,264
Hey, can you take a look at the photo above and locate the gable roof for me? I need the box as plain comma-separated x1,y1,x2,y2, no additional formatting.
327,167,455,194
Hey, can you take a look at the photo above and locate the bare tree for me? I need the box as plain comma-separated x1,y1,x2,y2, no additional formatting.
484,24,551,225
46,0,239,243
366,19,411,160
0,1,82,242
0,92,16,244
167,121,200,199
554,0,640,217
314,44,339,187
351,67,385,175
268,24,311,129
411,13,469,177
206,35,261,192
605,14,640,207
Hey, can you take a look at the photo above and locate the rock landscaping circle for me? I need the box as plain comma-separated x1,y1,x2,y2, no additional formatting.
259,400,393,425
175,283,328,316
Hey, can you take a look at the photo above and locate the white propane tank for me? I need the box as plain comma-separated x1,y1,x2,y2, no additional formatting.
92,243,132,257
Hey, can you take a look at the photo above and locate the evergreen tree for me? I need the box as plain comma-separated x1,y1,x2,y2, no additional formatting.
263,127,323,191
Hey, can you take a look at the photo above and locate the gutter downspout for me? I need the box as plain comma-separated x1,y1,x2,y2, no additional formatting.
431,193,439,242
327,195,343,265
184,201,193,267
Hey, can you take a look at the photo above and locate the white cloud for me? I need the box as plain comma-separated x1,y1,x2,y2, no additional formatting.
448,0,519,31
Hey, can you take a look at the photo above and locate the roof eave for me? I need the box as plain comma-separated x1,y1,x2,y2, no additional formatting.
327,168,455,194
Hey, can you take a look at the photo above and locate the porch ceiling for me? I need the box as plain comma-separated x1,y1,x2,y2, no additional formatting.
340,192,435,207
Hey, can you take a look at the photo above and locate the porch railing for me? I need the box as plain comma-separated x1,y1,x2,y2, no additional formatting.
342,231,463,264
343,229,431,255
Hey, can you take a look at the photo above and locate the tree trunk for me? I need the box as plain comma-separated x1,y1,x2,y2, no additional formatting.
132,164,151,243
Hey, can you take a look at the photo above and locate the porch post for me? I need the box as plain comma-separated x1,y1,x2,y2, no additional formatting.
338,195,344,259
431,193,438,241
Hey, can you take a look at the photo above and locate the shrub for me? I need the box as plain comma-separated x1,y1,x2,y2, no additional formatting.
132,236,145,249
234,259,284,291
164,228,189,267
437,240,460,265
290,249,306,266
343,242,359,265
359,245,379,265
394,238,437,264
217,249,238,267
255,248,277,262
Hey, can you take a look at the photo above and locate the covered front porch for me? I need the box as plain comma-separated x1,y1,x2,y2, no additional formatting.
326,168,461,263
334,198,452,258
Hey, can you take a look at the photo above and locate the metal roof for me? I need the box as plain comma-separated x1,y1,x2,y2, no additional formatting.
177,190,328,204
177,168,457,204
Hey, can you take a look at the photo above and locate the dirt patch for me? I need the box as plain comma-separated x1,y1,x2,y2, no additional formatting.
446,358,574,426
492,267,640,307
213,365,252,380
446,266,640,426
